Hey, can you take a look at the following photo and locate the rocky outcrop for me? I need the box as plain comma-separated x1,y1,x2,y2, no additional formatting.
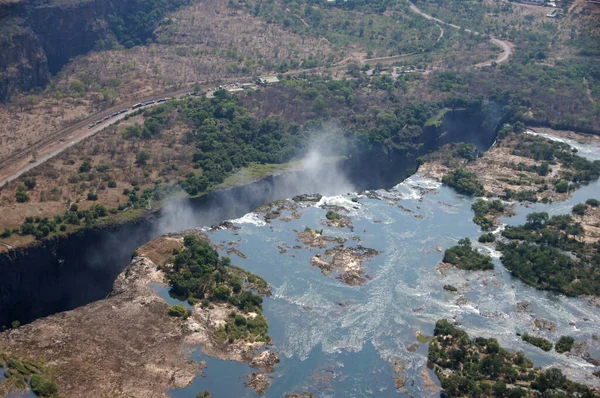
0,256,202,397
0,250,278,397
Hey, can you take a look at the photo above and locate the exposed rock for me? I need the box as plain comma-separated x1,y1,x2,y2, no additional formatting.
310,245,379,286
516,301,532,313
226,247,247,259
533,318,556,332
297,228,345,248
245,372,271,396
249,350,280,371
292,194,323,202
0,231,277,397
392,359,407,391
0,257,200,398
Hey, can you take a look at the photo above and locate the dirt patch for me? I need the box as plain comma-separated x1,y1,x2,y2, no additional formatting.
138,236,185,266
575,206,600,244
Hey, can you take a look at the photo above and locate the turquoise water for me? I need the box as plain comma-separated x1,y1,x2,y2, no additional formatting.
150,282,194,310
168,138,600,397
170,349,257,397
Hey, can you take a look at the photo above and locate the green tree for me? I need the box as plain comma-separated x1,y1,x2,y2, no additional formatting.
168,305,187,317
312,95,327,112
136,150,151,166
15,184,29,203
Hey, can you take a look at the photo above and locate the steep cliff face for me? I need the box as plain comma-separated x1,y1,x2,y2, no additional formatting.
0,105,503,326
0,24,49,100
0,0,188,100
26,0,111,75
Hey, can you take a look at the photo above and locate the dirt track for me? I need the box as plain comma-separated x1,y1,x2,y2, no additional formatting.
408,1,513,67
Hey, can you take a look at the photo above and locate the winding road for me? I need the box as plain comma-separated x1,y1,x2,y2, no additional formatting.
0,2,514,188
408,1,513,67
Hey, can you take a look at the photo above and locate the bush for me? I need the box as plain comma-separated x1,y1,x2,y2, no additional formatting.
585,198,599,207
87,192,98,201
108,180,117,188
23,177,36,190
572,203,587,216
521,333,553,351
443,238,494,271
478,233,495,243
136,150,152,166
213,285,231,300
555,336,574,353
442,169,484,196
555,180,570,193
78,159,92,173
59,225,67,232
168,305,187,317
325,210,342,220
443,284,458,292
30,374,58,397
15,185,29,203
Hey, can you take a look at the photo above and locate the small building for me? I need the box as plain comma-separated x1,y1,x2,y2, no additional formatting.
258,76,280,86
518,0,545,5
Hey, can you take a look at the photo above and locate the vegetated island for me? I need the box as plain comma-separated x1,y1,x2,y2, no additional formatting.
498,208,600,297
428,319,596,397
442,238,494,271
420,129,600,206
0,232,278,397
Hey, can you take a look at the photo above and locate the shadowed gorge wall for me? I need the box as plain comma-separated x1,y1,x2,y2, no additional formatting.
0,108,501,327
0,0,190,100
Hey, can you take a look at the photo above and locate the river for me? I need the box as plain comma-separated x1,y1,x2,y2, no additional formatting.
167,135,600,397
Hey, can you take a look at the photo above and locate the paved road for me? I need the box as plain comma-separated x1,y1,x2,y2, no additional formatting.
408,1,513,67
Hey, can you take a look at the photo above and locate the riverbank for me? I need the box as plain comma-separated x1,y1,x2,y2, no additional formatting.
0,231,278,397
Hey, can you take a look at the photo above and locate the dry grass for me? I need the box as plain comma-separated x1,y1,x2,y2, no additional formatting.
0,114,195,240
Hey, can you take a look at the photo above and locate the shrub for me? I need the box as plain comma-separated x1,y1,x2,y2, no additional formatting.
23,177,36,190
555,336,574,353
443,238,493,271
521,333,553,351
555,180,569,193
59,225,67,232
325,210,342,220
442,169,484,196
585,198,599,207
478,233,495,243
108,180,117,188
443,284,458,292
87,192,98,201
213,285,231,300
168,305,187,317
78,159,92,173
136,150,151,166
30,374,58,397
15,185,29,203
572,203,587,216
